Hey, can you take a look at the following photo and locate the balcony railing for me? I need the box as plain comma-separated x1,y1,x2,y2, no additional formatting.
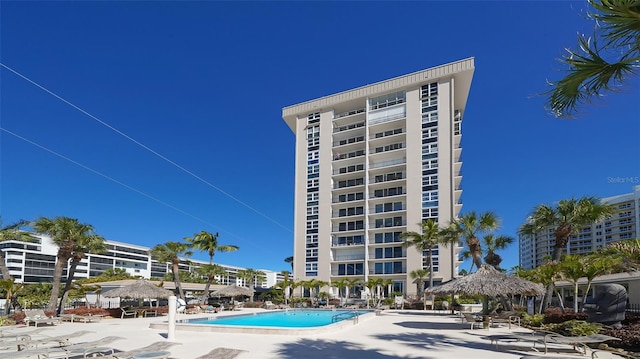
333,122,365,133
332,239,365,247
334,108,365,119
370,158,406,169
368,112,405,126
334,254,365,261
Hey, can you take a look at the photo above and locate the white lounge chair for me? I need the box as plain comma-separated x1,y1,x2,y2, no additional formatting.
102,341,181,358
23,309,62,327
18,330,93,350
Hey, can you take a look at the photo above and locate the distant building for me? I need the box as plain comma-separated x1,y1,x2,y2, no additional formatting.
0,234,285,288
519,185,640,270
281,58,474,296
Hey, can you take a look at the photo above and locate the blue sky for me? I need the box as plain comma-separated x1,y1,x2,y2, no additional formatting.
1,1,638,274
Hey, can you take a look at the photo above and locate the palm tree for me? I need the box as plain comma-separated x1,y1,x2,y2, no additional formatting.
518,196,614,262
0,278,23,315
409,269,429,299
401,219,442,294
558,255,588,312
364,277,383,308
237,268,266,302
602,238,640,271
149,241,193,300
443,211,500,271
547,0,640,118
284,256,294,271
580,253,614,308
57,233,106,314
0,219,37,280
31,216,103,311
195,264,226,303
481,234,514,270
331,278,350,306
185,231,238,304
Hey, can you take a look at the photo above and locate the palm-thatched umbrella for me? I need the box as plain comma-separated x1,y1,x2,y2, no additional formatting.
425,264,544,314
103,278,174,307
211,285,253,304
425,264,544,297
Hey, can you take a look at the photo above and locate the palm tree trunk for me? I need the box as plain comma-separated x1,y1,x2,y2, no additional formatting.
200,276,213,305
57,256,81,314
48,254,69,311
0,252,13,280
172,262,185,300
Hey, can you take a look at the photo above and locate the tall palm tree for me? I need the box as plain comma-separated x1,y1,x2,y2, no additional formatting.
401,219,442,294
409,269,429,299
547,0,640,118
237,268,266,302
31,216,103,311
331,278,350,306
284,256,294,271
149,241,193,300
0,218,37,280
518,196,614,262
58,233,106,314
443,211,500,271
185,231,238,304
481,234,514,270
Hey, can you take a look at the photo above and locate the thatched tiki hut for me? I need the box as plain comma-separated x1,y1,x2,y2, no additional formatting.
102,278,174,307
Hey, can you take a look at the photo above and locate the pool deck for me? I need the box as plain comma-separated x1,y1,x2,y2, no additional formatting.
1,309,630,358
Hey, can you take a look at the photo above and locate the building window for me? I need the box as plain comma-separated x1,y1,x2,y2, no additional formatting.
305,263,318,277
369,91,406,111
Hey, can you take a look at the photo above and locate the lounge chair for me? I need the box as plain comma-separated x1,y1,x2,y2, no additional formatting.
53,335,125,358
61,313,104,323
264,301,277,310
461,312,486,329
521,349,634,359
120,307,137,319
500,329,620,355
23,309,62,327
101,341,181,358
195,347,247,359
18,330,94,350
489,311,521,329
0,347,57,359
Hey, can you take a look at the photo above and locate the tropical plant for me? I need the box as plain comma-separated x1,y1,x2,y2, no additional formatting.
0,218,37,280
185,231,238,304
580,253,615,307
602,238,640,271
0,279,23,315
558,255,589,313
401,219,443,293
57,232,106,314
481,234,514,270
364,277,384,308
20,282,52,309
409,269,429,299
284,256,293,271
546,0,640,118
519,196,614,262
237,268,266,302
149,241,193,300
442,211,501,271
31,216,104,311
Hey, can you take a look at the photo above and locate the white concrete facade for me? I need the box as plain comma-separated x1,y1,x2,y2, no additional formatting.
519,185,640,270
282,58,475,297
1,234,281,288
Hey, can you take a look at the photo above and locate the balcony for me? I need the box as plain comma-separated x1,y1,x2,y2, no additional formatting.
334,254,365,261
333,121,365,133
370,158,406,169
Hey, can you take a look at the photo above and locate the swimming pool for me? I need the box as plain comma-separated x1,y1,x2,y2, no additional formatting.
150,309,377,335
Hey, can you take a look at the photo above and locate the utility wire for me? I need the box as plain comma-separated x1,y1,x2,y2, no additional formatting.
0,127,258,248
0,62,292,233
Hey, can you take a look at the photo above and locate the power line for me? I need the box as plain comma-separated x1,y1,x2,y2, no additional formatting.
0,62,292,233
0,127,270,250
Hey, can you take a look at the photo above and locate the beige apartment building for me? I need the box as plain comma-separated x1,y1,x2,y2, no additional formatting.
282,58,475,297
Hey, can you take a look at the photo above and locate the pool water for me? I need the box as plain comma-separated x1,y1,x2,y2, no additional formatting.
181,309,371,328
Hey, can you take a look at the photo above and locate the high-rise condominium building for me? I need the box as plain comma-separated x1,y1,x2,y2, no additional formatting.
282,58,475,297
519,185,640,270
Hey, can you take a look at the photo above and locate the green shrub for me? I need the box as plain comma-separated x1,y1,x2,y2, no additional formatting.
522,313,545,327
0,316,16,326
544,320,602,336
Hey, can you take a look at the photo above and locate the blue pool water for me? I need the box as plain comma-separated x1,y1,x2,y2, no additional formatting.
181,309,371,328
